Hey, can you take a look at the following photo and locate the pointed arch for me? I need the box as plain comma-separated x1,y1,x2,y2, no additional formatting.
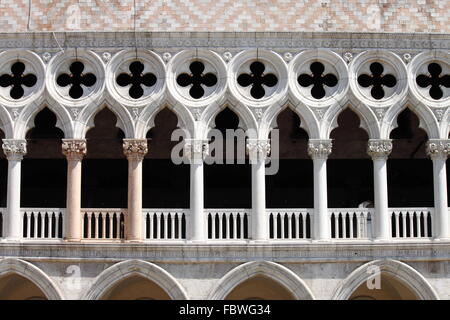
137,100,195,140
324,100,379,139
15,96,73,139
262,101,319,140
201,99,258,140
332,259,439,300
77,96,134,139
0,258,64,300
208,261,314,300
383,101,440,139
82,260,188,300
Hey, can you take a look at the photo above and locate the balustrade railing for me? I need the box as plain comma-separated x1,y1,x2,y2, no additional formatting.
330,208,373,239
268,209,312,240
143,209,187,240
82,209,125,240
21,209,64,239
207,209,250,240
390,208,433,238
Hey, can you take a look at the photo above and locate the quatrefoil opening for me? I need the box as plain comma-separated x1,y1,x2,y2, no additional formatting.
357,62,397,100
416,63,450,100
297,61,338,99
116,61,157,99
176,61,217,99
0,61,37,99
237,61,278,99
56,61,97,99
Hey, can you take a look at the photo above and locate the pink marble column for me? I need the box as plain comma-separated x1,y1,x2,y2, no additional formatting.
62,139,86,242
123,139,148,242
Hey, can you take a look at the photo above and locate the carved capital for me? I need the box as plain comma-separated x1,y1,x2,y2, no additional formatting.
426,139,450,160
123,139,148,161
367,139,392,160
184,139,209,162
246,139,270,161
2,139,27,160
307,139,332,160
62,139,86,160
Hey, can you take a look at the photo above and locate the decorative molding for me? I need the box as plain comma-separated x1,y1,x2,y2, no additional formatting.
2,139,27,160
367,139,392,160
0,32,447,51
307,139,332,159
123,139,148,161
62,139,87,160
426,140,450,160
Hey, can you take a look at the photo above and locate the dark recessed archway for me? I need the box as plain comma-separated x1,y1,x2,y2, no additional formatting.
388,108,433,207
144,107,189,208
82,107,127,208
328,108,372,208
22,107,66,208
266,107,312,208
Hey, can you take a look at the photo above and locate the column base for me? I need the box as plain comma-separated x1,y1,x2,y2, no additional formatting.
64,237,81,242
312,238,331,243
187,239,207,244
433,237,450,242
125,238,144,243
3,237,22,242
248,239,269,244
373,238,392,243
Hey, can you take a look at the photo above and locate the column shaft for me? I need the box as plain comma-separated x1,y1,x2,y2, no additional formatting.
2,139,26,240
368,139,392,241
247,139,270,241
427,140,450,240
123,139,147,242
186,139,206,242
62,139,86,241
308,140,332,241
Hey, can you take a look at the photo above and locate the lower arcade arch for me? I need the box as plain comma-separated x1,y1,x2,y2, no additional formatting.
208,261,314,300
332,259,439,300
83,260,187,300
0,258,63,300
99,275,171,300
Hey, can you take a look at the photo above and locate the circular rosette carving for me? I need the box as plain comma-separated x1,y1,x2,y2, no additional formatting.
408,50,450,107
289,49,348,106
46,49,105,107
349,51,407,107
106,49,165,107
228,49,288,107
0,50,45,107
167,49,226,107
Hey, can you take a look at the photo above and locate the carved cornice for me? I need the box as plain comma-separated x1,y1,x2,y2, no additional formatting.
62,139,86,160
367,139,393,160
246,139,271,161
307,139,332,160
184,139,209,162
123,139,148,161
2,139,27,160
426,139,450,160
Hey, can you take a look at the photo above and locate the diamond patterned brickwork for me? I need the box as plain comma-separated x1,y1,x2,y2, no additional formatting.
0,0,448,33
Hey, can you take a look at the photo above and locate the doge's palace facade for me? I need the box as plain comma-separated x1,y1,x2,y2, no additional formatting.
0,1,449,300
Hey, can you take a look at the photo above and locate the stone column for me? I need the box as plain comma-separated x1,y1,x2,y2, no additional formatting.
123,139,148,242
247,139,270,241
62,139,86,242
308,139,332,241
426,140,450,240
367,139,392,241
185,139,208,242
2,139,27,240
